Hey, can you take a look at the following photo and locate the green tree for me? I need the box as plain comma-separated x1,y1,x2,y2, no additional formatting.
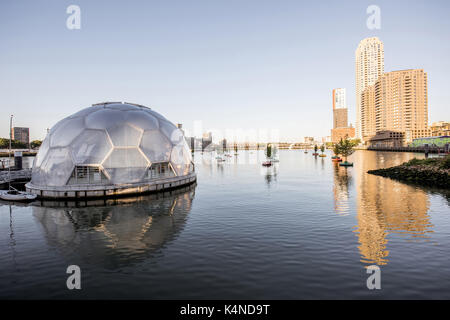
0,138,9,149
314,144,318,153
31,140,42,149
12,140,27,149
333,143,341,157
337,138,355,163
265,143,272,159
0,138,26,149
320,144,325,154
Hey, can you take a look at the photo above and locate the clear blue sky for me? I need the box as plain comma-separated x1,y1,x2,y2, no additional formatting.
1,0,449,142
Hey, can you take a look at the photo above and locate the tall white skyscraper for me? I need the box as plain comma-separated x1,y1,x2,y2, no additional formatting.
332,88,348,128
333,88,346,109
355,37,384,140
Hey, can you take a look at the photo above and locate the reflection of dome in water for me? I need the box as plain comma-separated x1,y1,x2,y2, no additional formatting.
26,102,196,198
32,185,195,269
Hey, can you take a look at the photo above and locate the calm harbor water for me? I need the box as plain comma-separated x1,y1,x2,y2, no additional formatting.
0,150,449,299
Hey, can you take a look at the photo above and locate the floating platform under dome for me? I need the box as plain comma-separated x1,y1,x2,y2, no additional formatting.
26,102,196,199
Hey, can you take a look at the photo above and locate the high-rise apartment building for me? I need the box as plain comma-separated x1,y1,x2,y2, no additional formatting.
332,88,348,128
378,69,428,133
361,69,429,143
355,37,384,141
360,85,376,139
331,88,355,143
333,88,346,109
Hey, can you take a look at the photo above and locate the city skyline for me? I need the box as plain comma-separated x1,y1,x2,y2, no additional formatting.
1,1,449,142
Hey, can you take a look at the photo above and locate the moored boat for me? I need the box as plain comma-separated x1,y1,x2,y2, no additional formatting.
0,115,37,202
0,189,37,202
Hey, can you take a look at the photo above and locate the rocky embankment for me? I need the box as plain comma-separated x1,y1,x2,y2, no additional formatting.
368,156,450,189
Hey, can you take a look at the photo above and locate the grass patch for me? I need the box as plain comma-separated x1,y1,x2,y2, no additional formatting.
404,155,450,169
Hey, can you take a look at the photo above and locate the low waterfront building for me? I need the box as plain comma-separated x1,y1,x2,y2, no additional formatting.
26,102,196,199
368,130,405,148
410,136,450,148
405,128,432,144
331,127,356,143
304,137,314,144
431,121,450,137
11,127,30,146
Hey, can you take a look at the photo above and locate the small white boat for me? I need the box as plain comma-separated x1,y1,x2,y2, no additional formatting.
262,161,272,167
215,154,226,162
0,189,37,202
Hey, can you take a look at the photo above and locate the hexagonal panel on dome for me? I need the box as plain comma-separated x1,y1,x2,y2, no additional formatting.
159,119,184,145
48,119,66,136
170,128,186,146
146,109,167,122
40,147,74,186
31,167,47,187
170,143,192,176
107,124,142,147
171,163,191,177
103,148,149,183
140,129,172,163
50,117,85,148
125,110,159,131
85,109,126,130
71,129,113,165
34,137,50,168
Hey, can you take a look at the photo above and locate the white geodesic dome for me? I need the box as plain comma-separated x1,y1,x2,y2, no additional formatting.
31,102,193,187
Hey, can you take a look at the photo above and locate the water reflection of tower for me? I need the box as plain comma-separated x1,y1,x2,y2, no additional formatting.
32,185,195,269
332,165,352,216
353,151,432,266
